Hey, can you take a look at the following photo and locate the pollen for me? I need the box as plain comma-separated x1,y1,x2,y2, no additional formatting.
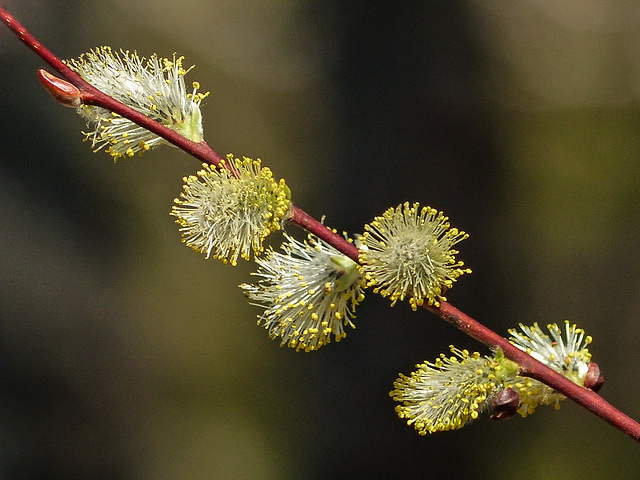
390,346,498,434
506,321,594,416
240,232,366,352
360,202,471,310
65,47,208,160
171,155,290,265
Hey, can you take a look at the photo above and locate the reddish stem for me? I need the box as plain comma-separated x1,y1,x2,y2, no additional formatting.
2,5,639,444
1,6,224,166
427,301,640,442
288,206,361,262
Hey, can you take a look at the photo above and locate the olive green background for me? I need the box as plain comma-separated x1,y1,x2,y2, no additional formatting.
1,1,640,479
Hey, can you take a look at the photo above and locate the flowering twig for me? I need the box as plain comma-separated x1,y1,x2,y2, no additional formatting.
1,7,223,166
0,6,350,261
2,5,639,443
427,301,640,441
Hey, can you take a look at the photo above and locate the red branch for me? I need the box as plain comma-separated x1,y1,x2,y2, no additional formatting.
288,206,361,262
2,5,639,444
0,5,224,166
427,301,640,441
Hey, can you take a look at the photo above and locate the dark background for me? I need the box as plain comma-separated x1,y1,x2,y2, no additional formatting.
2,1,640,479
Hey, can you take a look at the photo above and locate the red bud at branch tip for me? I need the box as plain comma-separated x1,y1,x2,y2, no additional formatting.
37,69,81,108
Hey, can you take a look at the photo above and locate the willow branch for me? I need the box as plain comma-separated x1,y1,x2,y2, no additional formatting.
1,6,224,166
427,301,640,441
2,4,639,444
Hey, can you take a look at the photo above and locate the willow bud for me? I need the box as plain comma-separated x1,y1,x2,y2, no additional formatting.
584,362,604,393
37,69,81,108
490,388,520,421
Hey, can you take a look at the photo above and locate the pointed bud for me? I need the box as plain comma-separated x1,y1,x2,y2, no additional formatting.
37,69,81,108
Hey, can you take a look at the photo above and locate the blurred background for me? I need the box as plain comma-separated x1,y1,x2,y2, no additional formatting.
2,1,640,479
